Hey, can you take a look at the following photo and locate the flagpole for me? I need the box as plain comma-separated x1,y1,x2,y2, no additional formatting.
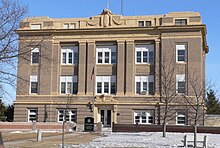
121,0,124,15
92,57,95,115
106,0,109,9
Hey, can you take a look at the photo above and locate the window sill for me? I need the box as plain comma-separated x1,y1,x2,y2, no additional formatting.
176,62,186,64
135,63,153,65
31,64,39,66
59,94,77,96
29,93,38,95
61,64,77,66
96,63,116,65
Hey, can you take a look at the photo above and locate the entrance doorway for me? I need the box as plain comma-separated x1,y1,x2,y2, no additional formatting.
100,109,111,127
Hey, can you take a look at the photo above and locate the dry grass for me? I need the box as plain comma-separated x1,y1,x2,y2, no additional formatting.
2,132,62,142
3,132,101,148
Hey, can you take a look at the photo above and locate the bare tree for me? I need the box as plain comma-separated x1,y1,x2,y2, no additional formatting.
0,0,50,102
0,0,27,101
183,73,212,125
156,49,179,138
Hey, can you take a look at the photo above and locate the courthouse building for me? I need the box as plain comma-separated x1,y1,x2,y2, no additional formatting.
15,9,208,130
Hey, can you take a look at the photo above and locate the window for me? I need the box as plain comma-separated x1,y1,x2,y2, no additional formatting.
145,21,152,27
63,23,76,29
138,21,144,27
61,46,78,65
31,47,39,64
96,76,116,94
135,75,154,95
96,45,116,64
58,109,77,123
31,24,41,29
175,19,187,25
28,109,38,122
138,21,152,27
134,110,154,124
30,75,38,94
176,74,186,94
176,112,187,125
60,76,78,94
135,44,154,64
176,44,186,63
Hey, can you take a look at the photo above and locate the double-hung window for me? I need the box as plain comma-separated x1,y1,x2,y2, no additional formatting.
134,110,154,124
176,112,187,125
30,75,38,94
60,76,78,94
176,44,186,63
61,46,78,65
176,74,186,94
28,109,38,122
135,75,154,95
58,109,77,123
96,76,116,94
31,47,39,64
96,45,116,64
135,44,154,64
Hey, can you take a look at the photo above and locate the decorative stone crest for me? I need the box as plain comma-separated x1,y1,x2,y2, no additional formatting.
95,95,116,103
86,9,126,27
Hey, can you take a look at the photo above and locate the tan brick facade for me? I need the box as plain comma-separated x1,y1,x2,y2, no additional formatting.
15,10,208,130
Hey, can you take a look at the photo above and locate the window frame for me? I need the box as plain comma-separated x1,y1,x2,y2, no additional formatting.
31,47,40,64
138,21,152,27
61,46,78,65
96,76,116,95
176,44,186,63
135,44,154,64
57,109,77,123
175,19,187,25
60,76,78,95
28,109,38,122
135,75,154,95
30,24,41,29
30,75,38,94
63,23,76,29
134,110,154,124
176,74,186,94
96,45,116,64
145,21,152,27
176,112,187,125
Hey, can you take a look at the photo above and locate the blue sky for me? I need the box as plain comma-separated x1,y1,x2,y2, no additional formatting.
7,0,219,104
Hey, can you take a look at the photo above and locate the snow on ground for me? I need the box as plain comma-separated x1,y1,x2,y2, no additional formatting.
79,132,220,148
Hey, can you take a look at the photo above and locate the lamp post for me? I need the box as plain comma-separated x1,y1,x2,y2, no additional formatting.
62,94,70,148
61,112,66,148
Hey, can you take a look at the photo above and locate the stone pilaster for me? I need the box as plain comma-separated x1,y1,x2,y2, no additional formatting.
125,40,135,95
51,42,60,95
155,39,161,95
78,41,86,95
86,41,96,95
116,40,125,95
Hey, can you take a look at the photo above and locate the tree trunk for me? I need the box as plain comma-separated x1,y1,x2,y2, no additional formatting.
162,123,166,138
193,124,197,148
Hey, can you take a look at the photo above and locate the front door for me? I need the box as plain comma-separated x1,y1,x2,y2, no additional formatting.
100,109,111,127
